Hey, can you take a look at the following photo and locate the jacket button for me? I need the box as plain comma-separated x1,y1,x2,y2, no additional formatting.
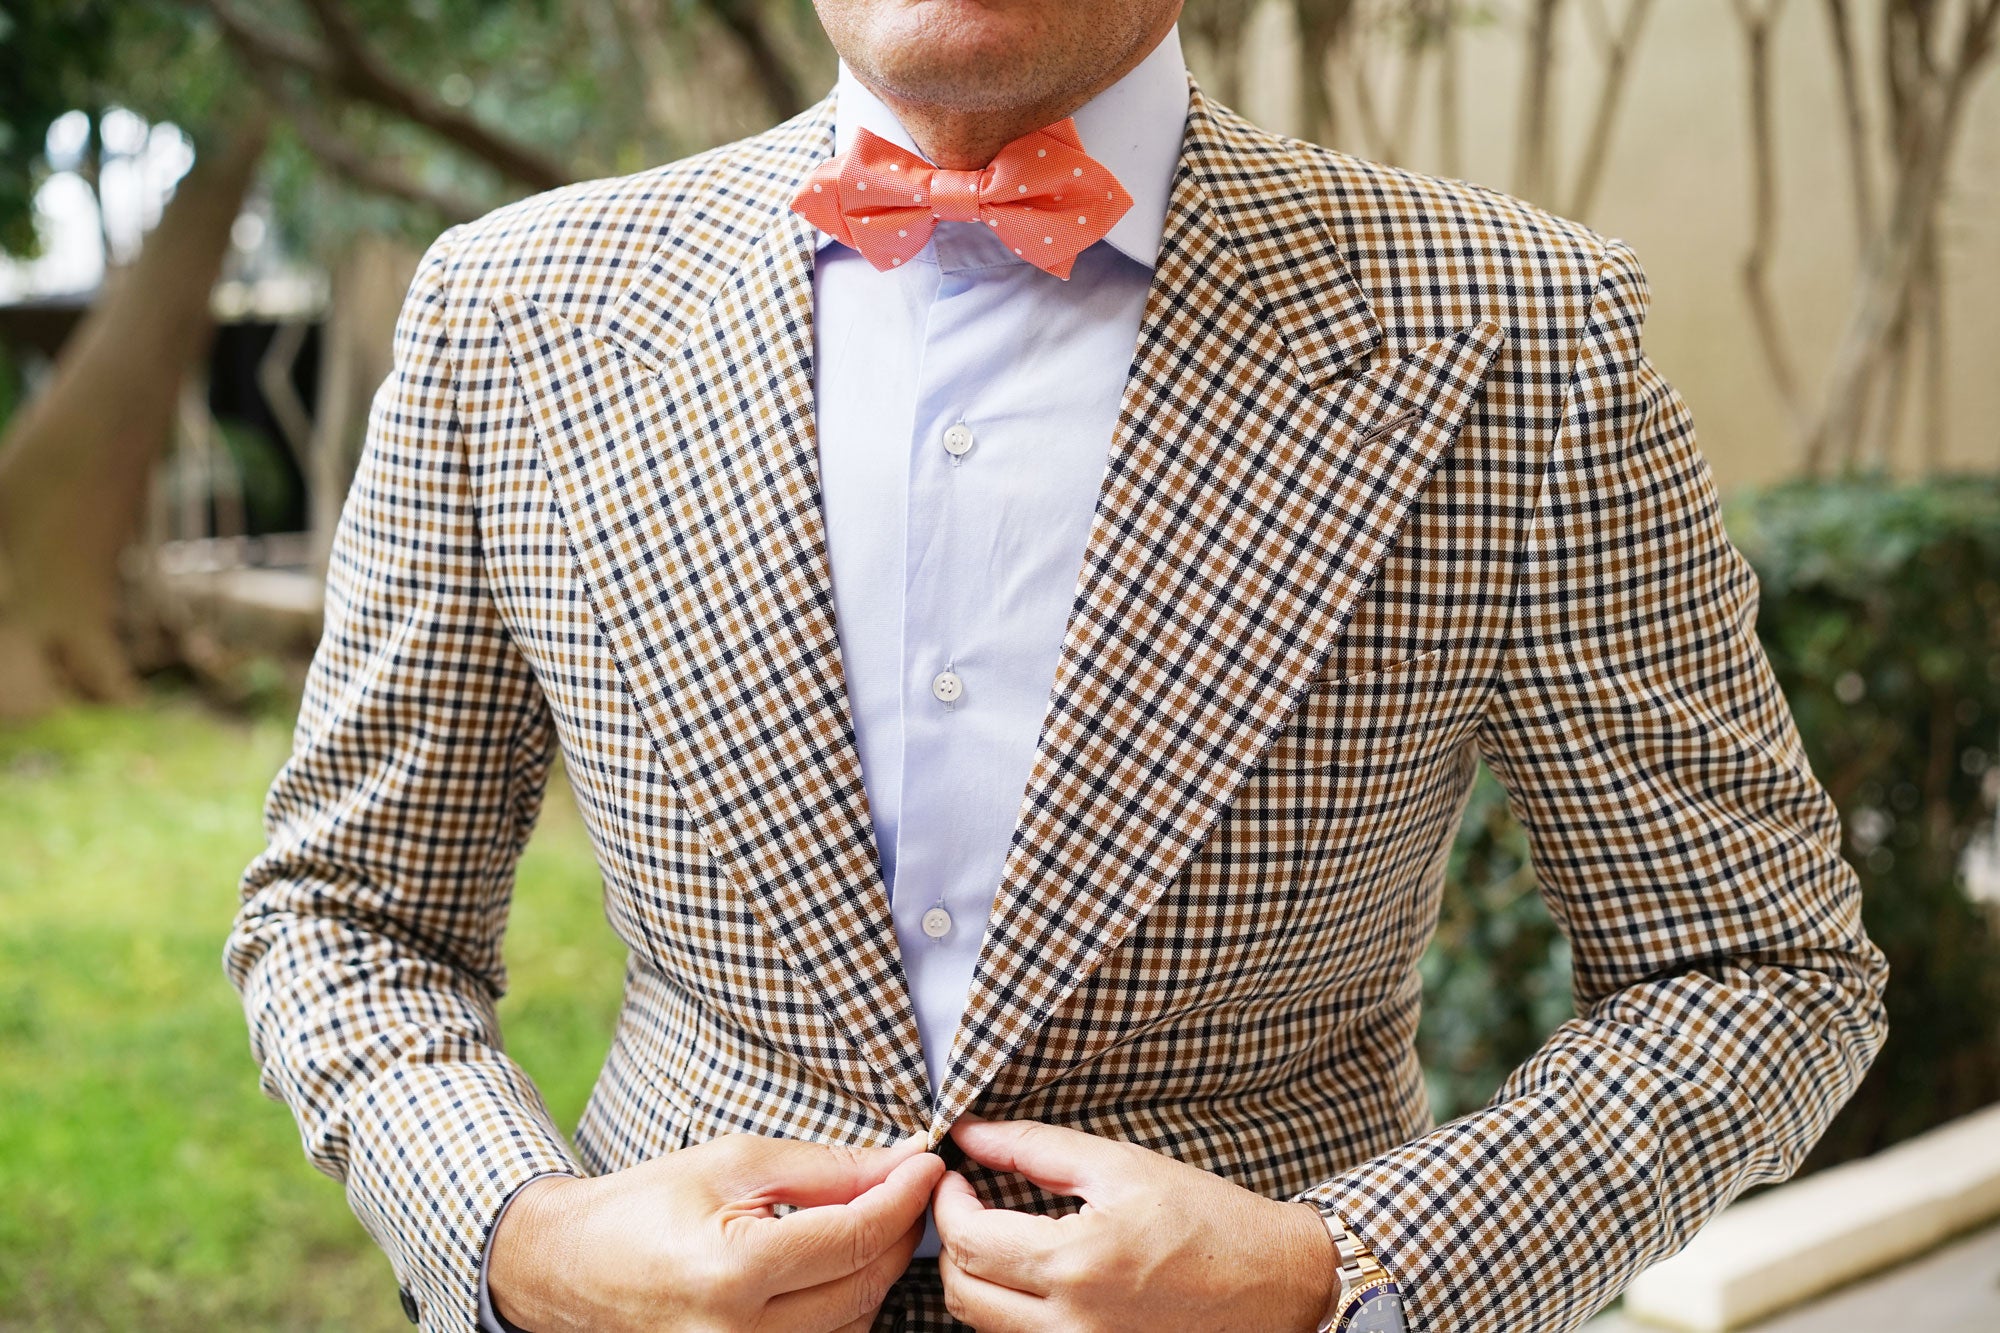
399,1286,419,1324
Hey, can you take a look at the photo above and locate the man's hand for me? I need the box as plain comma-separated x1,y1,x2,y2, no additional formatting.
488,1131,945,1332
933,1115,1338,1332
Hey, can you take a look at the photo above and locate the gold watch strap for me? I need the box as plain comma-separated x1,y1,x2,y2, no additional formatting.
1315,1213,1391,1333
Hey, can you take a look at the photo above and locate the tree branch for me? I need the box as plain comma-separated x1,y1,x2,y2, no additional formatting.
1436,7,1463,177
1294,0,1361,154
1917,218,1944,471
247,58,486,222
1385,6,1436,167
1804,0,1997,472
199,1,337,80
1348,43,1392,161
705,0,809,122
1820,0,1878,254
1729,0,1807,454
1566,0,1656,219
1870,265,1915,471
1184,0,1251,110
1515,0,1563,202
203,0,571,193
297,0,571,190
609,0,692,149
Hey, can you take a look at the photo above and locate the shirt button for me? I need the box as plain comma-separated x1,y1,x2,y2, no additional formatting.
930,670,964,703
922,905,953,938
942,422,975,457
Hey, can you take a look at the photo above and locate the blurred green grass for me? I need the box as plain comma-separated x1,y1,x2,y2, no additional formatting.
0,688,627,1330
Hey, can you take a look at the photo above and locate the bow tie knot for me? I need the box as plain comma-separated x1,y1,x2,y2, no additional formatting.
791,118,1133,280
926,167,984,223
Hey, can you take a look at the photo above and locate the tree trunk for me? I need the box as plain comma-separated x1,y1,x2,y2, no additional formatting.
0,120,268,722
310,235,419,570
1516,0,1564,202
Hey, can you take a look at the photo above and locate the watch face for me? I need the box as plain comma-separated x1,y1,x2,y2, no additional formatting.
1345,1282,1407,1333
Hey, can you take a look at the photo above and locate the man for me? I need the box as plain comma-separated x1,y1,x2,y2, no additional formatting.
225,1,1889,1329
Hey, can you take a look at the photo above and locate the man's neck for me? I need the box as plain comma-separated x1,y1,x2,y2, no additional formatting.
854,13,1179,169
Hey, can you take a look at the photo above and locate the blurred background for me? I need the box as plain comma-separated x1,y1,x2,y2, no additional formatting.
0,1,1996,1329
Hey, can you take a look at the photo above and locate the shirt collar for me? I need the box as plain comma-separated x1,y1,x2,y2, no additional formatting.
824,23,1189,269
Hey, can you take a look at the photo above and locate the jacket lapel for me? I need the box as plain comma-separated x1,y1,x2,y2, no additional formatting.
490,83,1504,1147
492,98,938,1130
926,87,1505,1141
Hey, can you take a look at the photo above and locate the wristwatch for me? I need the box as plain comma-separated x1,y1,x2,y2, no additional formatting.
1315,1213,1407,1333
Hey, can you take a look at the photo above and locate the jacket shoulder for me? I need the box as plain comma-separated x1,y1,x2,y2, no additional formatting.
417,104,829,323
1304,140,1607,268
1201,100,1616,344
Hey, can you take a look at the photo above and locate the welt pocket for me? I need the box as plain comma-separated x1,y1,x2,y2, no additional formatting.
1307,645,1447,692
1257,647,1452,774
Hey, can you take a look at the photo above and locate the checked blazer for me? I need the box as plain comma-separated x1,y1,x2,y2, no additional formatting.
227,76,1888,1333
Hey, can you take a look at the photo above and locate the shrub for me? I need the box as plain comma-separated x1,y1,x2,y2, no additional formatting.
1418,475,2000,1171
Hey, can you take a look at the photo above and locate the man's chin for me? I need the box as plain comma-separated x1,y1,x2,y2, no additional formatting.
854,8,1058,106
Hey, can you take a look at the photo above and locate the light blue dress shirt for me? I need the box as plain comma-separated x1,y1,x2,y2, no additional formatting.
480,27,1190,1326
813,26,1188,1264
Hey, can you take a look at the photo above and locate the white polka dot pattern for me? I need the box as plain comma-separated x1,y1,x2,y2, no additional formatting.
791,118,1133,279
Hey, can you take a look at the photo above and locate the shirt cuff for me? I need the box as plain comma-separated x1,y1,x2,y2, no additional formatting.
478,1171,575,1333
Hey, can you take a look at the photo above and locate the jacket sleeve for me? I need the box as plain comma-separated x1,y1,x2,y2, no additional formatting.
223,229,584,1331
1288,239,1888,1332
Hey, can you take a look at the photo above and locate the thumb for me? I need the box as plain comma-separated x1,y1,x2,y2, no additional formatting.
948,1117,1120,1202
728,1133,936,1208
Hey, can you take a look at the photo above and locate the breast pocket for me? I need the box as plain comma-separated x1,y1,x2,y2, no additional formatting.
1263,647,1451,773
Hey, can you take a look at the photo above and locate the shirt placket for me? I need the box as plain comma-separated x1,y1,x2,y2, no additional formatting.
891,225,1006,1102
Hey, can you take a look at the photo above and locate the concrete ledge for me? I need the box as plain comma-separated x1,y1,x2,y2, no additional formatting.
151,535,324,658
1619,1102,2000,1331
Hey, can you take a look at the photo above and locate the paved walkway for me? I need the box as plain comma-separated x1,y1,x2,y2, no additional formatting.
1589,1220,2000,1332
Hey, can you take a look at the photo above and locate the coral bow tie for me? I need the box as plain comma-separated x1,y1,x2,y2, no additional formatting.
791,118,1133,280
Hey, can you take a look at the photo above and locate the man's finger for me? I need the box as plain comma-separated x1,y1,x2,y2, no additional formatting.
763,1209,926,1333
749,1150,944,1292
939,1240,1050,1333
947,1115,1120,1201
929,1168,1064,1295
726,1131,932,1210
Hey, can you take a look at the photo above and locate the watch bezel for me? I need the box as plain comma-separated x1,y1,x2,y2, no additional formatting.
1334,1275,1403,1331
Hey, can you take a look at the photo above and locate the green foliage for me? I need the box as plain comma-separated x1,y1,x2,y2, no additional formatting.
1418,763,1572,1118
1733,474,2000,1166
213,417,304,536
0,0,838,263
0,689,626,1328
0,340,20,430
0,0,116,254
1417,475,2000,1168
0,2,240,251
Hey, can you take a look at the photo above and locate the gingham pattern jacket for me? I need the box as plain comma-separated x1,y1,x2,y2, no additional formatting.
227,78,1888,1332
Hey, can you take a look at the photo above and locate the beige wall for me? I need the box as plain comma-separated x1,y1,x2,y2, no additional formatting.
1191,1,2000,489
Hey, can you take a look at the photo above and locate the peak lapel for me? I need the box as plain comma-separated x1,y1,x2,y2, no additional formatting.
927,87,1504,1141
492,98,936,1129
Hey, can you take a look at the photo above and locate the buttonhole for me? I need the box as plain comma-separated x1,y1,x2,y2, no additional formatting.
1356,409,1420,449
